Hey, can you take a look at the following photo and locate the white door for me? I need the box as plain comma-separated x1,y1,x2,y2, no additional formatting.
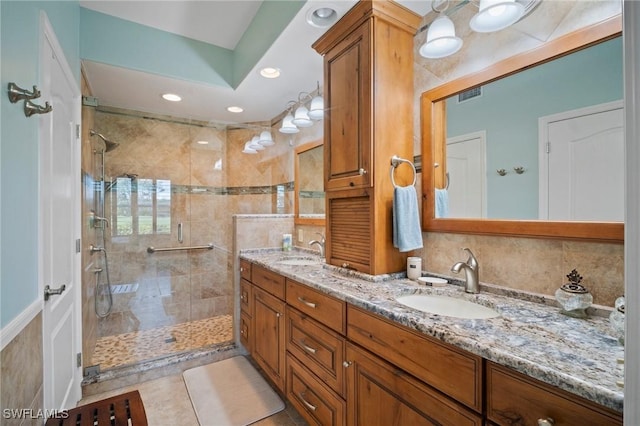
40,13,82,410
446,131,487,218
539,101,624,221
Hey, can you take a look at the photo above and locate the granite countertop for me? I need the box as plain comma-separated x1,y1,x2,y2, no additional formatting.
239,248,625,413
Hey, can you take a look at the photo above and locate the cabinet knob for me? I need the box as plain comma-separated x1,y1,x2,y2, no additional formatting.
342,263,350,268
276,312,282,318
349,181,355,187
537,418,555,426
359,168,367,175
240,267,244,272
343,361,352,368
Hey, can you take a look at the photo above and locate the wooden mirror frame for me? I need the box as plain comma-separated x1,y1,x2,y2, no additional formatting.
294,140,325,226
421,16,623,243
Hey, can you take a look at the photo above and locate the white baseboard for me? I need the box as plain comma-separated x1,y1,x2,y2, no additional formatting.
0,299,42,351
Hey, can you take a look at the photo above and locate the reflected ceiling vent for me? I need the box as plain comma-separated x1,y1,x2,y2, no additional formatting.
458,86,482,103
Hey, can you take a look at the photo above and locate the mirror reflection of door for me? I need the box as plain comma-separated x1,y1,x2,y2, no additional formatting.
446,131,487,218
539,101,624,221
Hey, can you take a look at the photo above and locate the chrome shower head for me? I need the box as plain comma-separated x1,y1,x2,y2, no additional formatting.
89,129,119,152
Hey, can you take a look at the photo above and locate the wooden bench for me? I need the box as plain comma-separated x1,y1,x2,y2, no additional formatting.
45,390,147,426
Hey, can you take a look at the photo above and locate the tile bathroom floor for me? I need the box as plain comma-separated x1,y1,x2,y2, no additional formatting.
78,370,308,426
92,315,234,369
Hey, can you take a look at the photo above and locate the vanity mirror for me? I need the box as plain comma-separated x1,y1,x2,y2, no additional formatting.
294,140,325,225
421,17,623,242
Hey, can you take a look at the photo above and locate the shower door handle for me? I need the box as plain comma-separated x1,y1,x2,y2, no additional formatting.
44,284,66,301
178,222,183,243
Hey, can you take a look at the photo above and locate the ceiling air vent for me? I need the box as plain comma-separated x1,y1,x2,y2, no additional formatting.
458,86,482,103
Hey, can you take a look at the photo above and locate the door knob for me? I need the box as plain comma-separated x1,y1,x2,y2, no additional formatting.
44,284,66,301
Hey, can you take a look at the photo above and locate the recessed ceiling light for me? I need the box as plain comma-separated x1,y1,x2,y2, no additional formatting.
306,5,338,28
197,140,209,145
227,106,243,113
162,93,182,102
260,67,281,79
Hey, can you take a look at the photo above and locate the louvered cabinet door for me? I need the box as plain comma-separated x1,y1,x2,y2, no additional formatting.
326,191,372,273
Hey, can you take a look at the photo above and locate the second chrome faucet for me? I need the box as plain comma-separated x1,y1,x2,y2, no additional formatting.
451,248,480,294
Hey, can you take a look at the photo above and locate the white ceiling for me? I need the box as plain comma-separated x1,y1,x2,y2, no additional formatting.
80,0,428,125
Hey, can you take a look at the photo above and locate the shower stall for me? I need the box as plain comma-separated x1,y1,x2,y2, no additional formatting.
82,109,235,372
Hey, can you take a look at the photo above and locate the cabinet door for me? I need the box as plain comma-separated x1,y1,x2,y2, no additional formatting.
345,343,482,426
253,286,286,391
327,191,372,273
240,310,252,353
325,21,372,191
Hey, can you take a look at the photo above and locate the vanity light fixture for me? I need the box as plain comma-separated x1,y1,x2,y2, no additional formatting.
242,141,258,154
249,135,265,151
258,130,275,146
279,102,300,134
162,93,182,102
469,0,525,33
308,82,324,121
419,14,463,59
292,92,314,127
260,67,281,79
227,106,243,113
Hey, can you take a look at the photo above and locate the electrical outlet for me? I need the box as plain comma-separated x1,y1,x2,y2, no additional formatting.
298,229,304,243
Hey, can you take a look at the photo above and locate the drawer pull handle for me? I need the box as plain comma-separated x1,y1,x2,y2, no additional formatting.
537,418,555,426
297,297,317,308
298,392,317,412
300,340,317,354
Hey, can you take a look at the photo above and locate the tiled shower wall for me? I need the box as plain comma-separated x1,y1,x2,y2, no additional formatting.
411,0,624,306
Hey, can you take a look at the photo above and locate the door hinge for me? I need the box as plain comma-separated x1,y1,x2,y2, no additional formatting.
546,142,551,154
76,352,82,368
76,124,80,139
76,239,81,253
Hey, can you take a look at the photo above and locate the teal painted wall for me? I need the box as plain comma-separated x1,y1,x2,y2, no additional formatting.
1,1,80,327
447,37,623,219
80,7,234,88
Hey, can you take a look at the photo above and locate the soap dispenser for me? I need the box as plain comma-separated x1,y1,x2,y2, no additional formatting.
555,269,593,318
609,296,625,345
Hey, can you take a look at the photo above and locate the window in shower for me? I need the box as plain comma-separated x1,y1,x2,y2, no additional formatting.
113,178,171,236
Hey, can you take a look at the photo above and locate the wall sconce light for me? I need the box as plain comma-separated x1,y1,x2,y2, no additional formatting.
470,0,525,33
258,130,275,146
292,92,314,128
242,141,258,154
308,82,324,120
419,14,462,59
279,103,300,134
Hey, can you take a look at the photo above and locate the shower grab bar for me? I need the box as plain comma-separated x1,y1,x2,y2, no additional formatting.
147,243,213,254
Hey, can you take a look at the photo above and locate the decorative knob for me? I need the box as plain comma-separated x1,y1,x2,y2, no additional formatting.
359,168,367,175
342,263,349,268
276,312,281,318
537,418,555,426
343,361,352,368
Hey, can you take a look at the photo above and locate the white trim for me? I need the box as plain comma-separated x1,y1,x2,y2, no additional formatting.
446,130,487,218
624,1,639,424
537,100,624,220
0,300,42,351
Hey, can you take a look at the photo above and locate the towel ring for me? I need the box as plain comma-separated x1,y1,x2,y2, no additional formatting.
390,155,417,188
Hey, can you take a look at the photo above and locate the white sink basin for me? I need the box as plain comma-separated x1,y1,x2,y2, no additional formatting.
277,258,321,266
395,294,499,319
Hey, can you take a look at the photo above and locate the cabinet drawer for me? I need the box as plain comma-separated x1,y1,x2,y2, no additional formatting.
252,264,285,300
286,306,346,398
486,361,622,426
240,279,252,315
286,354,346,426
286,279,346,334
347,305,483,412
240,310,252,353
239,259,251,281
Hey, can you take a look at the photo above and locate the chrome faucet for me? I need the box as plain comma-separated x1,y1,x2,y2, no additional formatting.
451,248,480,294
309,233,325,257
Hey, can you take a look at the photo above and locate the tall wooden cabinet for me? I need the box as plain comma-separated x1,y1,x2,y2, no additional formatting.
313,0,421,275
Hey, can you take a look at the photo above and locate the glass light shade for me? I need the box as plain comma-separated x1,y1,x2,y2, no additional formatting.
279,112,299,134
242,141,257,154
258,130,275,146
308,95,324,120
469,0,525,33
249,136,265,151
292,105,313,127
419,15,462,59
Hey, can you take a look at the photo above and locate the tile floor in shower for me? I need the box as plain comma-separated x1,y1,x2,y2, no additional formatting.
91,314,233,370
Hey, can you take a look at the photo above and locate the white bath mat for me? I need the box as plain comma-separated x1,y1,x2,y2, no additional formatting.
183,356,284,426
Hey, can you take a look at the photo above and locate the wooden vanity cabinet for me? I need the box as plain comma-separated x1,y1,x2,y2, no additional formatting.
253,286,286,392
486,361,622,426
313,0,420,275
239,278,253,351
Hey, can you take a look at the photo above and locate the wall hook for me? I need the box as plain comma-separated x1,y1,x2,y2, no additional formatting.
513,166,525,174
497,168,507,176
24,100,52,117
7,82,40,103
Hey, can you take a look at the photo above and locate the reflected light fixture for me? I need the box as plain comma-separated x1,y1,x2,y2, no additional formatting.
242,141,257,154
260,67,281,79
249,135,265,151
162,93,181,102
227,106,243,113
470,0,525,33
419,14,462,59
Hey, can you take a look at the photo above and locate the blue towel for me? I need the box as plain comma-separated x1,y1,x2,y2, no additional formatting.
435,189,449,218
393,185,423,252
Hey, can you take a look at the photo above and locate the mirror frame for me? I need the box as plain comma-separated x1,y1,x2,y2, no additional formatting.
421,16,623,243
294,139,325,226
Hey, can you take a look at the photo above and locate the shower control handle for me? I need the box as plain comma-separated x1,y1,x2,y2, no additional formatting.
178,222,183,243
44,284,66,301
